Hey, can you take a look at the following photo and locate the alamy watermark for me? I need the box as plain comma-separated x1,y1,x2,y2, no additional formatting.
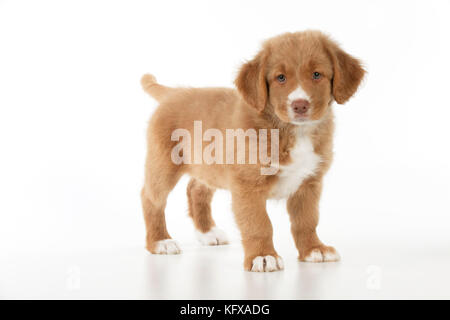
171,121,280,175
366,265,382,290
66,265,81,291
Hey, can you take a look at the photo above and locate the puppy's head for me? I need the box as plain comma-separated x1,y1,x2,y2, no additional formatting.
235,31,365,125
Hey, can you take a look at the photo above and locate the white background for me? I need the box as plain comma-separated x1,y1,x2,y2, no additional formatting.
1,0,450,299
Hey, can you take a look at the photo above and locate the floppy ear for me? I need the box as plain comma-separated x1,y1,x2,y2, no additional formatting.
326,40,365,104
235,52,268,112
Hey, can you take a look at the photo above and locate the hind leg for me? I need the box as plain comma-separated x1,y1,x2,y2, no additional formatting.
141,158,182,254
187,178,228,246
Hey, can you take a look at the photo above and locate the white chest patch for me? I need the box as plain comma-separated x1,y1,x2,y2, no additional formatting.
270,132,321,199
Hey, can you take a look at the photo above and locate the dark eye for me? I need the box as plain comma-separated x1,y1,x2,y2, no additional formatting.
277,74,286,83
312,72,321,80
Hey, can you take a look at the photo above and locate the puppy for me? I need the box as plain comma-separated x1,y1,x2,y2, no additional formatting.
140,30,365,272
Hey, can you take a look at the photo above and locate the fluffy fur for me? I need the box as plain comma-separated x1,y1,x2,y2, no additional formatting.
140,30,365,272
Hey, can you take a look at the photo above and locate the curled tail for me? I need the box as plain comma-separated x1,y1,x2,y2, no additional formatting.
140,74,173,102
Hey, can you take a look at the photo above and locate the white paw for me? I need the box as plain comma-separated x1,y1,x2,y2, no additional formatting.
153,239,182,254
251,255,284,272
196,227,229,246
303,248,340,262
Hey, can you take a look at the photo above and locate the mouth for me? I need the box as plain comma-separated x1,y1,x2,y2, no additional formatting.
289,110,312,124
292,113,310,121
290,112,322,126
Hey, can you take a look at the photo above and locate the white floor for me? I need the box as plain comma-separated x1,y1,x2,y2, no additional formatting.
1,0,450,302
2,237,450,299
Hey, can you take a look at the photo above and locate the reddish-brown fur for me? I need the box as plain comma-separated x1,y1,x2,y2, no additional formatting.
140,31,365,271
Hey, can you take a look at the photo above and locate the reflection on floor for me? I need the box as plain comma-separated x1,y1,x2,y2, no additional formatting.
2,238,450,299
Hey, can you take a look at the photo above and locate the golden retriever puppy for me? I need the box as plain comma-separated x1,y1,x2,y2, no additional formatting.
140,30,365,272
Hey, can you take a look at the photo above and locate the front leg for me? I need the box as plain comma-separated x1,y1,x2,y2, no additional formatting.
232,191,284,272
287,177,340,262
